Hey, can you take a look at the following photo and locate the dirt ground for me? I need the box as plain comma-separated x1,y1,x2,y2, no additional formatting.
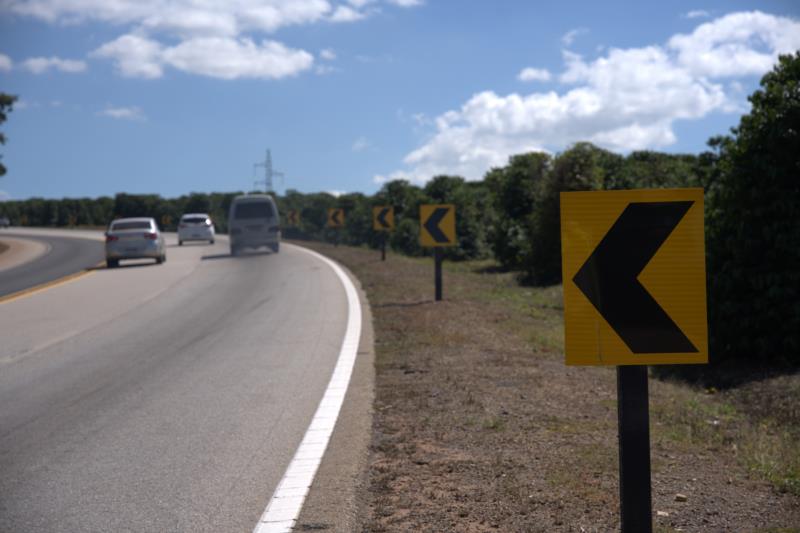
303,241,800,533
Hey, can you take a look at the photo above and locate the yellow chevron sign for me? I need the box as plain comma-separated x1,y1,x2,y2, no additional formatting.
327,208,345,228
561,188,707,366
419,204,456,247
373,206,394,231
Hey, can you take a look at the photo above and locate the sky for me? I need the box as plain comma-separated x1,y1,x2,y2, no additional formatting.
0,0,799,201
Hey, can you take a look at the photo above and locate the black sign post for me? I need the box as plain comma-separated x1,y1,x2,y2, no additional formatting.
561,189,708,533
420,204,455,302
381,233,387,261
617,365,652,533
434,247,443,301
572,201,696,533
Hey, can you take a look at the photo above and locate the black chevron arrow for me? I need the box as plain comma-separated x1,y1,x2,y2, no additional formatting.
572,201,697,354
331,210,342,225
424,207,450,243
377,207,391,228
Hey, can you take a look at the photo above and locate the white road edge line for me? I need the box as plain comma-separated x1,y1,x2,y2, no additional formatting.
253,244,363,533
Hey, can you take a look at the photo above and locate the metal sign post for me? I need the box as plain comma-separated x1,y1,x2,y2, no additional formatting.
373,206,394,261
327,208,345,247
560,188,708,533
434,247,443,301
420,204,456,302
617,365,652,533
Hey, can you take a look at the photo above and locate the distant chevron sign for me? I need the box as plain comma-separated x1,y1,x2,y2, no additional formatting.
373,206,394,231
327,208,344,228
420,204,456,247
560,189,708,366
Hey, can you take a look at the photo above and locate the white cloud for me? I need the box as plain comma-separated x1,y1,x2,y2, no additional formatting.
330,5,365,22
163,37,313,79
327,189,346,197
98,106,146,121
0,53,12,71
684,10,710,19
562,28,588,46
93,34,313,79
376,10,799,184
320,48,336,60
21,56,87,74
517,67,551,82
0,190,12,202
352,136,369,152
4,1,423,80
668,11,800,78
92,34,164,78
2,1,334,36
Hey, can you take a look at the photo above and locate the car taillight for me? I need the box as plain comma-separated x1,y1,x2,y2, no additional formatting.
106,235,118,242
145,232,158,240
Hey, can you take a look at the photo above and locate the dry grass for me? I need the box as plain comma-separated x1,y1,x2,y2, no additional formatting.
298,241,800,532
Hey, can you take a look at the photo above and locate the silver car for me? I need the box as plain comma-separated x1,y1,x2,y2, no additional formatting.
105,217,166,268
177,213,215,245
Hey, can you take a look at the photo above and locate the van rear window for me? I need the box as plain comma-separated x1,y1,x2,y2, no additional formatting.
234,202,274,219
182,217,207,224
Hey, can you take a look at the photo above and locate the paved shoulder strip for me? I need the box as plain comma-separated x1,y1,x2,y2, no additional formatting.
253,244,363,533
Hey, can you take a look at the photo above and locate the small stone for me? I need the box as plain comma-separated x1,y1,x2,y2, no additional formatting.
656,510,670,517
675,493,688,502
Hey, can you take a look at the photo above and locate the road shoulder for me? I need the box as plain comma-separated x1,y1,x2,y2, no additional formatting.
0,236,50,273
294,258,375,531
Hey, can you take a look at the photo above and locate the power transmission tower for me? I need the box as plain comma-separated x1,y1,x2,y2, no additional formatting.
253,149,284,193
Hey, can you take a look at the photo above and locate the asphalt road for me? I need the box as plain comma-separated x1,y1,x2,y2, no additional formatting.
0,234,353,532
0,230,105,297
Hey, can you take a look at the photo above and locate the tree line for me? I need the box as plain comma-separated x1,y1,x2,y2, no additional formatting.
2,53,798,382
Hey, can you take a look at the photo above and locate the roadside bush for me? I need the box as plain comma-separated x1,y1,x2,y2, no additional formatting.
705,52,800,370
485,152,550,270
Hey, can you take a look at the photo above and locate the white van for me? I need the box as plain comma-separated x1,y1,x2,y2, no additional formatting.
228,194,281,255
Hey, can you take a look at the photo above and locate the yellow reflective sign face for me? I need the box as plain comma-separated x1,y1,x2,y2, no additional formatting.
419,204,456,247
286,209,300,225
373,206,395,231
327,208,345,228
560,188,707,366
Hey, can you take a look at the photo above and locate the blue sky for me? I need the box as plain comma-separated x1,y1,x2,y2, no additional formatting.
1,0,799,201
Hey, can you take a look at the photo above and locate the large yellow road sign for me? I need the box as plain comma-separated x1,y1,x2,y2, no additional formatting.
327,208,345,228
420,204,456,247
286,209,300,225
373,206,394,231
560,188,707,366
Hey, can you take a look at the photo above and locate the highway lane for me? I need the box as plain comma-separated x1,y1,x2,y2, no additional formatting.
0,235,355,532
0,230,105,297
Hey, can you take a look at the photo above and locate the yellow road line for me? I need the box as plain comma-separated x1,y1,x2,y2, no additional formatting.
0,264,101,305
